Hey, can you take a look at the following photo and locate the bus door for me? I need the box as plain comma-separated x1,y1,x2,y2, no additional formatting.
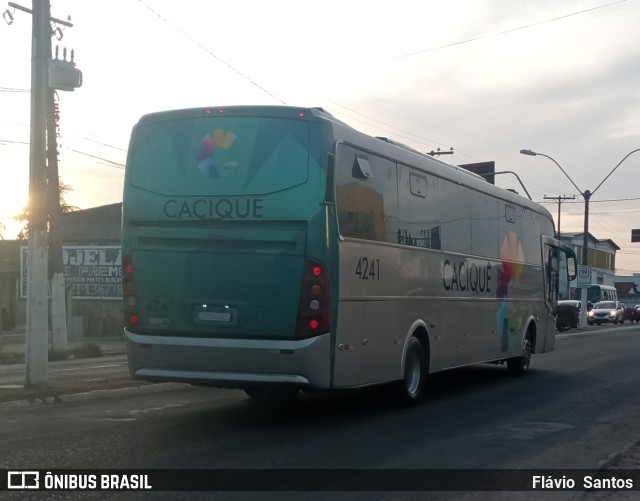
541,236,577,349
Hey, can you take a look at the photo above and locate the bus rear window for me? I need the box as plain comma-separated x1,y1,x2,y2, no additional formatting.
129,116,310,196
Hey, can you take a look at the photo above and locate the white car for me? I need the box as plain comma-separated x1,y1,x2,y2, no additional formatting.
587,301,625,325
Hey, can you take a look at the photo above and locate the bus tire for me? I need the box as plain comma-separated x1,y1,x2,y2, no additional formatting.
507,336,533,377
395,337,427,405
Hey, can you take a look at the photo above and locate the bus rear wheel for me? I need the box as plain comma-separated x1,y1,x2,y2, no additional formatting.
395,337,427,405
507,337,533,376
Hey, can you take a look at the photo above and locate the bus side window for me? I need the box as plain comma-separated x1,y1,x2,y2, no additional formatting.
335,145,399,243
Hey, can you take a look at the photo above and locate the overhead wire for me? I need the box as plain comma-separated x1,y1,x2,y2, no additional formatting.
5,2,637,271
132,0,630,200
136,0,287,105
0,86,29,93
323,99,466,154
64,147,125,169
132,2,477,162
326,108,469,164
396,0,627,58
70,134,128,153
0,139,29,145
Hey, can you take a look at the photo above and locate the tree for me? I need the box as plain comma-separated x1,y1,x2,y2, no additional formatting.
14,180,80,240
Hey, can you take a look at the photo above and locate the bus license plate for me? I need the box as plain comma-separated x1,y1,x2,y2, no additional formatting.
198,311,232,322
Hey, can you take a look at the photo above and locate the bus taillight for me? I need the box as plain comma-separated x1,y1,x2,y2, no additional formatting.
122,255,139,331
296,260,330,338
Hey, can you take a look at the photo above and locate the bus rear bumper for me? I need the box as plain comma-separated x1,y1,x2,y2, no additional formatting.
124,330,332,390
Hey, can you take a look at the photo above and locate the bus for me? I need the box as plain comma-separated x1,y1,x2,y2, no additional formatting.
572,284,617,304
122,105,577,403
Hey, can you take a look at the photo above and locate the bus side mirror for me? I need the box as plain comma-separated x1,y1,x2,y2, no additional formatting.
567,255,577,281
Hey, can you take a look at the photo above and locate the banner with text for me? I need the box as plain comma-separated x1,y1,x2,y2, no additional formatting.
20,246,122,300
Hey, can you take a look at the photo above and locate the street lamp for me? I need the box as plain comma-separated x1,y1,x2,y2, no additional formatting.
520,147,640,327
519,148,640,265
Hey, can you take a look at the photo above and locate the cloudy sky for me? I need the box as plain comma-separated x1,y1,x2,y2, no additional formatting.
1,0,639,273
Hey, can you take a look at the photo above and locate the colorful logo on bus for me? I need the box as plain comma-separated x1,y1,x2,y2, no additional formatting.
196,128,239,178
496,231,525,352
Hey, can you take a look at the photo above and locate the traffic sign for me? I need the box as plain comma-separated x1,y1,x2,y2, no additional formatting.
577,265,591,287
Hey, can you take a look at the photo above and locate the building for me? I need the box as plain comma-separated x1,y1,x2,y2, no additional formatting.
0,240,21,332
615,273,640,289
558,232,619,286
0,203,123,337
614,281,640,306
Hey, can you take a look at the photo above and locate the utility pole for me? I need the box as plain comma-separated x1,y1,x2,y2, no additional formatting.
9,0,81,385
47,64,67,353
47,21,81,354
25,0,51,386
543,194,575,236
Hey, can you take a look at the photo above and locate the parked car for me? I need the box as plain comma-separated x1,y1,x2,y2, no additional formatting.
587,300,625,325
623,304,640,323
556,300,580,331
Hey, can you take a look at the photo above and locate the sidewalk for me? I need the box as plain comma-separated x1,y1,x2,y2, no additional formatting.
0,332,127,360
0,331,153,405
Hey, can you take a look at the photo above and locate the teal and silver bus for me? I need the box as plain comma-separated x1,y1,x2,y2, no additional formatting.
122,105,576,403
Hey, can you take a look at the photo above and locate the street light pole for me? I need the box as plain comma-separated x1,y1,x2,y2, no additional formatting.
520,148,640,265
520,148,590,263
582,190,591,266
519,148,640,328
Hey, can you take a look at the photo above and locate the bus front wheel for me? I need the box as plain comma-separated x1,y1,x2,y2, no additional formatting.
395,337,427,405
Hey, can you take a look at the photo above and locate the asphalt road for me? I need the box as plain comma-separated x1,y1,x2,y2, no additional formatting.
1,323,639,500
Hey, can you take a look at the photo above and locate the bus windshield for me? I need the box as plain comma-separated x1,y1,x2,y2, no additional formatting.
128,115,311,196
593,301,616,309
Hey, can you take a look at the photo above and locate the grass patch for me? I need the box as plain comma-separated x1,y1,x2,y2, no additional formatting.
49,343,103,361
0,351,24,365
69,342,103,359
48,349,69,361
0,341,104,365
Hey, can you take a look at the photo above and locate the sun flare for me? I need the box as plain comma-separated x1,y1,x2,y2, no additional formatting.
0,179,28,239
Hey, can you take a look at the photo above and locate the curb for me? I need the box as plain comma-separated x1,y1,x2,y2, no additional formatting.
0,382,191,413
595,439,640,470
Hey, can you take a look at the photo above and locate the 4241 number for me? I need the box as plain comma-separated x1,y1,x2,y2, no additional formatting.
355,257,380,280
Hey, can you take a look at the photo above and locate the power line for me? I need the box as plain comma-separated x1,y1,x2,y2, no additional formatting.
396,0,627,58
0,138,29,145
65,147,124,168
136,0,286,105
0,86,29,93
138,1,473,165
539,197,640,205
324,99,457,151
70,134,127,152
327,108,468,163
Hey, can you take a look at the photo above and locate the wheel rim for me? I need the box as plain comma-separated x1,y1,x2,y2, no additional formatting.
522,339,533,370
405,349,422,396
